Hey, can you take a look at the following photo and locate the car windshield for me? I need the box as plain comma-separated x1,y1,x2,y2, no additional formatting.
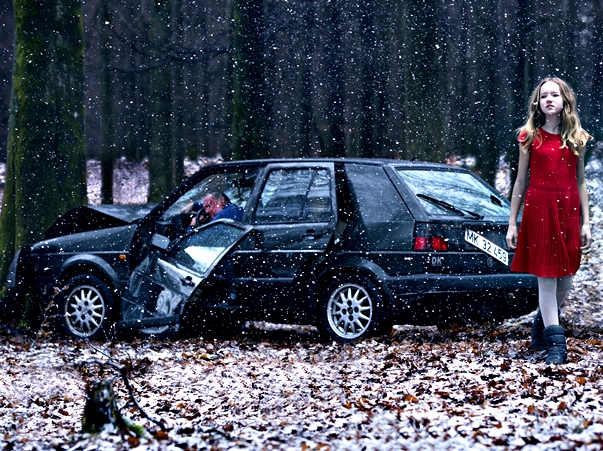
395,168,510,218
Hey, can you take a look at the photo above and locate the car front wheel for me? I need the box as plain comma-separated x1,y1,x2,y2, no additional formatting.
319,274,386,342
58,274,115,340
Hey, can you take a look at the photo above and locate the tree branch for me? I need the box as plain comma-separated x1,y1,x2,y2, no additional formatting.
77,358,167,432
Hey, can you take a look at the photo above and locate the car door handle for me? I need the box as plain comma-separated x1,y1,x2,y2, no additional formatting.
302,229,322,240
180,276,195,287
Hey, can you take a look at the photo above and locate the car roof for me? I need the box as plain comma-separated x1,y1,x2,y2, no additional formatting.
203,158,464,172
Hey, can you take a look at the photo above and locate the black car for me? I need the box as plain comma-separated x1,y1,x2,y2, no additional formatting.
6,159,538,342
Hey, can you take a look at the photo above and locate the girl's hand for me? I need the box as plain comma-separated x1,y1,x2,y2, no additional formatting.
506,225,518,249
581,224,592,250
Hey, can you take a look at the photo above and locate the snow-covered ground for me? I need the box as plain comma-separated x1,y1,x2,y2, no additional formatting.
564,154,603,328
2,323,603,451
0,155,602,450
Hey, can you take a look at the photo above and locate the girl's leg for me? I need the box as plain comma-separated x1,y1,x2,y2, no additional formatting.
538,276,569,365
530,275,573,351
556,275,574,309
538,277,559,327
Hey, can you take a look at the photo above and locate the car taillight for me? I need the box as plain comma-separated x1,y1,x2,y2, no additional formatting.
413,236,448,251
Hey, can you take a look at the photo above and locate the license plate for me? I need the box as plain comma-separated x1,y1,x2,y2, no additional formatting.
464,229,509,265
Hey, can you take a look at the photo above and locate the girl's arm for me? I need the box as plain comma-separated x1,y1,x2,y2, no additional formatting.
505,146,530,249
577,154,591,249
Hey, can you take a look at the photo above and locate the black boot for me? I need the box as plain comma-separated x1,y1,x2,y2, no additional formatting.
543,325,567,365
529,310,546,351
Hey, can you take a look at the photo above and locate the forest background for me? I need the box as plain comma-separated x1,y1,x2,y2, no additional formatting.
0,0,603,278
2,0,603,186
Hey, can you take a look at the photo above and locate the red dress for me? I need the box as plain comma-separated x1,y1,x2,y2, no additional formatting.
510,128,582,278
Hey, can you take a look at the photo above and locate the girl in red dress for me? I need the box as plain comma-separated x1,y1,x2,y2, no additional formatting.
506,77,592,365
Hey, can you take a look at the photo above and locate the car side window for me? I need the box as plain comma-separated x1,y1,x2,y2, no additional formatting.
159,170,258,222
254,168,333,223
172,223,249,274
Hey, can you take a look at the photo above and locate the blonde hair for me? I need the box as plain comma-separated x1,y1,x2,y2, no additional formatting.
518,77,593,155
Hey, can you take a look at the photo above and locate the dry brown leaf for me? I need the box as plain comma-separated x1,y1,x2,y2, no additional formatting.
154,430,169,440
126,436,141,447
405,394,419,403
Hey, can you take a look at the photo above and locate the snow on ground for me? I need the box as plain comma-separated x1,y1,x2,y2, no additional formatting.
0,155,603,450
1,314,603,450
565,154,603,329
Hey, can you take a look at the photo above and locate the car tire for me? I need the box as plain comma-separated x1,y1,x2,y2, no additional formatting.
319,274,387,342
58,274,116,340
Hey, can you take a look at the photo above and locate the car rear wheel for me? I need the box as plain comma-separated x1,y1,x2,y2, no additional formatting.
319,274,387,342
58,275,115,340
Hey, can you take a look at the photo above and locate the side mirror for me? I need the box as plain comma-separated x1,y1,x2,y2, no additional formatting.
151,233,170,251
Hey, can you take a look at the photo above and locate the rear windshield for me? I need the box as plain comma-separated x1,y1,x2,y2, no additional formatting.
395,168,510,218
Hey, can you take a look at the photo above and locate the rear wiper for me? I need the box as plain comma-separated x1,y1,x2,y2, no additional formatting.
490,194,503,207
416,194,483,220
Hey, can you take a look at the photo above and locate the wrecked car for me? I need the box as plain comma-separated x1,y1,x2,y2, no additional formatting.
5,159,538,342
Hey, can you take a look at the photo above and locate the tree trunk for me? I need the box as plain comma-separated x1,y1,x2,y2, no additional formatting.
100,0,115,205
507,0,533,196
297,2,316,158
359,0,375,158
398,0,447,163
231,0,268,160
0,0,87,282
359,1,388,158
148,0,174,202
590,1,603,149
473,0,498,187
444,0,470,160
171,0,185,185
323,0,346,158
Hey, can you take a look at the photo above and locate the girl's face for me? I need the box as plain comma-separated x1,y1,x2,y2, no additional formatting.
539,81,564,117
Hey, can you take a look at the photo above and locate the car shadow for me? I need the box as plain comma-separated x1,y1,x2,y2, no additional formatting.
226,321,325,344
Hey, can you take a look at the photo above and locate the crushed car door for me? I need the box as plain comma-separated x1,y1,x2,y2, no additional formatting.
232,162,337,314
128,165,261,270
120,221,251,330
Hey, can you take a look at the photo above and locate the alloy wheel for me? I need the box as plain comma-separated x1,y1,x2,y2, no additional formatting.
326,283,373,340
64,284,106,338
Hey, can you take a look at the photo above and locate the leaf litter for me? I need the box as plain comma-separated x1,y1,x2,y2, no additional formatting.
1,157,603,450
